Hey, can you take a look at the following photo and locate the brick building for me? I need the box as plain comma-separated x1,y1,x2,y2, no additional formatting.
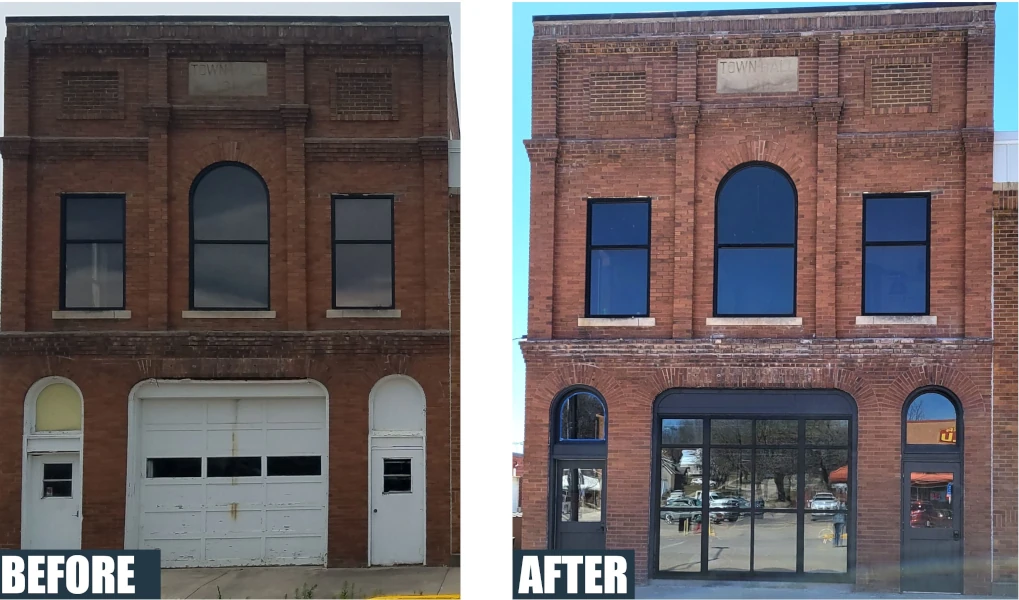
520,2,1016,595
0,16,459,569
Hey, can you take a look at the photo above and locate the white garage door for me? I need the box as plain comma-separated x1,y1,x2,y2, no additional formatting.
133,383,327,567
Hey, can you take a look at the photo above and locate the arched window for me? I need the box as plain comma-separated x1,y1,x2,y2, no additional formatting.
189,162,270,310
558,390,607,441
904,388,960,448
714,162,797,316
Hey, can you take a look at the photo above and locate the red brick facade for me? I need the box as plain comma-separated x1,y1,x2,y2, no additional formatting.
0,17,459,566
521,3,1011,594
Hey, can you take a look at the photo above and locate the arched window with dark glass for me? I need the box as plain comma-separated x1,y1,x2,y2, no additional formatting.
904,389,960,448
189,162,270,310
714,163,797,316
558,390,607,441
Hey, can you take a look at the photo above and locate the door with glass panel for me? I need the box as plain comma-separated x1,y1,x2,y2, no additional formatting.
901,462,962,593
554,460,605,549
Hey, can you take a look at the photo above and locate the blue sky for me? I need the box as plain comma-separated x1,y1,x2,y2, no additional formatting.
510,1,1019,445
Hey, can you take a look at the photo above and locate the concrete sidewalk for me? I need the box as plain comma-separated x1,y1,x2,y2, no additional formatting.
161,566,459,599
637,581,998,599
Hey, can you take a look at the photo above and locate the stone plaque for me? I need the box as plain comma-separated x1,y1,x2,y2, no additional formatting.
189,62,267,97
716,57,799,94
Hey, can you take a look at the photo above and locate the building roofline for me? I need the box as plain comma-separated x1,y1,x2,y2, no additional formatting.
533,2,994,22
6,15,449,25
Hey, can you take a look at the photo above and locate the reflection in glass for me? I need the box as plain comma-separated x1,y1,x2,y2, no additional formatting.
711,420,753,445
805,448,849,511
804,516,849,573
707,512,751,572
806,419,850,446
909,472,954,529
710,448,751,500
905,392,958,446
560,467,603,523
753,512,797,572
660,449,703,502
658,517,702,573
755,450,798,509
755,420,798,446
662,419,703,446
560,392,606,440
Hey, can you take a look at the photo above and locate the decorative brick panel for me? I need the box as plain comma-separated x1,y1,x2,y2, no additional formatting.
866,56,936,114
59,69,124,119
331,67,398,121
588,70,650,121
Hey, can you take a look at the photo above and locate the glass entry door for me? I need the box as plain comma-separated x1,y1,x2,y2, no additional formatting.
901,462,962,593
554,460,605,549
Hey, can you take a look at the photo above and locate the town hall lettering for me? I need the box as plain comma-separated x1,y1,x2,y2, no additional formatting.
189,62,268,97
716,57,799,94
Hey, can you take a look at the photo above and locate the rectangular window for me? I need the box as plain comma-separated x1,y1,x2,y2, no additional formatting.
61,194,125,310
333,195,394,309
146,458,202,478
42,463,73,498
382,458,412,493
267,456,322,477
586,199,651,317
863,194,930,315
207,457,261,478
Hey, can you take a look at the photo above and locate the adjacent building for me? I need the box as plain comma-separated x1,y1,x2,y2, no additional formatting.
0,16,460,569
521,3,1016,596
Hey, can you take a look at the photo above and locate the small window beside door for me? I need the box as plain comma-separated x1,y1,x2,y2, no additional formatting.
333,195,395,309
43,463,73,498
863,194,930,315
382,458,412,493
61,194,125,310
586,199,651,317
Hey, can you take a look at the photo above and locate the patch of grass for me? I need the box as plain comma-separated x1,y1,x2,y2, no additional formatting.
331,581,359,599
294,583,318,599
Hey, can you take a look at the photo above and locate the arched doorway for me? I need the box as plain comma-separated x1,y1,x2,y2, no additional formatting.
900,387,964,593
549,388,607,550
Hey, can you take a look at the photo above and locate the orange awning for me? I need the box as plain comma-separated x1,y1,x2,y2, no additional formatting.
830,465,848,484
910,472,953,485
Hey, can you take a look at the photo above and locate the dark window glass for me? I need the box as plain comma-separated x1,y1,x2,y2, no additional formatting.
333,196,394,309
43,480,73,498
716,247,795,316
805,449,849,512
709,448,752,499
207,457,261,478
658,518,701,573
754,513,797,572
147,458,201,478
268,456,322,477
382,458,411,493
715,164,797,316
863,195,929,315
559,391,606,441
662,419,703,445
707,511,751,572
806,420,850,447
587,200,650,317
711,420,753,445
42,463,73,498
659,449,703,501
43,463,72,480
804,517,849,573
190,163,269,310
755,449,798,509
192,244,270,309
909,473,954,529
560,467,603,522
755,420,798,446
905,392,957,446
62,195,125,310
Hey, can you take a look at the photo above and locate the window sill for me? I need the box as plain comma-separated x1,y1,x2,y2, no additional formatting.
326,309,401,319
52,310,131,320
181,310,276,319
578,317,656,327
706,317,803,326
856,315,937,325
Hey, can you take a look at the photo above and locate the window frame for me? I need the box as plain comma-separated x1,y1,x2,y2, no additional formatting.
901,386,963,454
712,162,798,318
188,161,271,311
331,193,396,310
557,389,608,443
861,192,932,316
59,193,127,311
584,197,653,318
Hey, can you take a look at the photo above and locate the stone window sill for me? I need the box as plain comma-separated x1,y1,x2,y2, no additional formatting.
578,317,656,327
52,310,132,320
706,317,803,326
181,310,276,319
326,309,401,319
856,315,937,326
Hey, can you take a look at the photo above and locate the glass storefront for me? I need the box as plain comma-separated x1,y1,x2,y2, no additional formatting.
653,390,855,581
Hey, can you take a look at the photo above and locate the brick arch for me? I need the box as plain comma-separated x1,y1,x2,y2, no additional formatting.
889,364,988,417
634,365,879,413
185,141,270,179
534,364,625,415
702,139,812,194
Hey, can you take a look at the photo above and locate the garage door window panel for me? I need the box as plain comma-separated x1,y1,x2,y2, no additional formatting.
61,194,125,310
147,458,202,478
586,199,651,318
207,457,262,478
862,194,930,315
268,456,322,477
333,195,395,309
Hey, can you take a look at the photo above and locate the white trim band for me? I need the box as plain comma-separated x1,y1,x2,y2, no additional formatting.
706,317,803,326
856,315,937,325
52,310,132,320
327,309,402,319
181,310,276,319
578,317,656,327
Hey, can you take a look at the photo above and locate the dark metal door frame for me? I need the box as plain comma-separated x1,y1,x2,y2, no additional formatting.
900,459,964,594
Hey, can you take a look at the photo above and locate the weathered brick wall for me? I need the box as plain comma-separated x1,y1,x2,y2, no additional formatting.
992,187,1018,587
523,3,999,593
449,191,460,558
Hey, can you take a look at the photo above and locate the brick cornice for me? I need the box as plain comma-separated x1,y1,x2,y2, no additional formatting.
0,136,32,159
962,127,994,153
700,99,815,118
3,137,149,161
280,104,311,128
812,97,844,123
0,330,450,357
305,138,421,162
524,138,560,164
171,106,283,129
29,43,148,57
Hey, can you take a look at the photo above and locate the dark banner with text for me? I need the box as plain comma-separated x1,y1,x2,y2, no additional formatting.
0,550,160,599
513,550,635,599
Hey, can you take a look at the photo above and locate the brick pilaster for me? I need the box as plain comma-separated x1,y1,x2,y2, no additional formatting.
814,34,842,338
525,139,559,339
1,39,31,331
283,43,309,330
144,43,169,330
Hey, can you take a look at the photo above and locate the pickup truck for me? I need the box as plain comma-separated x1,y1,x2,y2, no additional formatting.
809,492,840,520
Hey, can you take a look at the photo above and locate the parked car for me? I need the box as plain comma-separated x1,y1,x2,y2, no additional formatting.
691,477,717,487
809,492,840,520
666,490,686,502
661,497,702,524
910,502,953,528
731,496,766,515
